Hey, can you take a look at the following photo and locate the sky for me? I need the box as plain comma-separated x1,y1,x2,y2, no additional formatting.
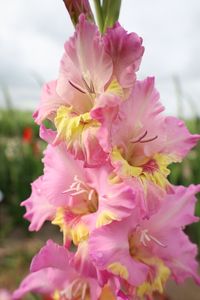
0,0,200,117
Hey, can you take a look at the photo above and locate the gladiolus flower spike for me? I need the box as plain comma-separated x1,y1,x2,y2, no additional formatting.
14,2,200,300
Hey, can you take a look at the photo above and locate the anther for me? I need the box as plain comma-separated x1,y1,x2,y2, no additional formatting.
82,76,95,94
131,130,158,144
139,135,158,143
131,130,148,143
69,80,86,94
140,229,166,248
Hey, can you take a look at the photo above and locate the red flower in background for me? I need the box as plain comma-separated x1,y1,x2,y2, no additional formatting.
22,127,33,143
22,127,40,156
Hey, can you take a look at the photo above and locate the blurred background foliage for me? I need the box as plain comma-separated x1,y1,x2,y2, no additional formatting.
0,108,45,238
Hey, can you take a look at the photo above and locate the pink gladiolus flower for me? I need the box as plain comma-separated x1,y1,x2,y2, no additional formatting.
13,240,104,300
89,184,200,299
22,129,138,246
34,15,144,166
57,15,143,113
14,4,200,299
97,77,200,213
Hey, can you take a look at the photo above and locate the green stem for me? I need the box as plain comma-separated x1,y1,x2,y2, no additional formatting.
103,0,121,32
93,0,104,33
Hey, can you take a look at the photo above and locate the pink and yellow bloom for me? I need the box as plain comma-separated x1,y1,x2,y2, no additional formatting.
22,129,138,247
13,240,112,300
97,77,200,214
34,15,144,166
12,5,200,300
89,184,200,299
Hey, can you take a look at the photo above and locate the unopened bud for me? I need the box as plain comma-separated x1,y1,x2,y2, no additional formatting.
63,0,95,26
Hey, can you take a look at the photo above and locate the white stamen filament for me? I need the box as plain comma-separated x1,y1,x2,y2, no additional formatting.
61,175,98,213
148,234,166,248
88,189,95,201
70,181,78,188
71,190,88,196
63,176,89,195
59,278,89,300
140,229,166,248
73,280,83,298
76,182,81,190
81,282,88,300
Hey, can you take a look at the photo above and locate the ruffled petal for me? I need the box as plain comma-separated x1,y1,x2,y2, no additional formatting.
30,240,70,272
158,116,200,161
21,177,56,231
33,80,64,124
84,165,138,226
142,185,200,284
104,22,144,88
70,241,97,278
89,221,149,286
57,14,113,110
147,185,200,230
42,142,85,206
53,105,107,166
12,268,68,300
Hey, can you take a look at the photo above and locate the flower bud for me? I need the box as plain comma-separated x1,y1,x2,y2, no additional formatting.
63,0,94,26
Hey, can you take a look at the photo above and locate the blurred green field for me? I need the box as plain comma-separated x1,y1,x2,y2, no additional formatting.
0,109,45,238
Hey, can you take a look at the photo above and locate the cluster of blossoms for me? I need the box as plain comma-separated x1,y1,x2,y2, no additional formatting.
13,12,200,300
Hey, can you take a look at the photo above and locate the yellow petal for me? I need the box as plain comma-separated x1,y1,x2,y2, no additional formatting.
71,223,89,245
106,79,124,98
107,262,129,280
54,106,99,146
96,210,118,227
137,258,170,298
111,147,142,177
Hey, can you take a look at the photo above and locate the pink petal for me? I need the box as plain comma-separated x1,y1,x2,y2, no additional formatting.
84,165,138,223
22,141,87,231
142,184,200,284
147,184,200,230
33,80,64,125
42,143,84,206
159,116,200,160
70,241,97,278
57,14,112,110
30,240,70,272
73,125,108,167
12,268,68,299
104,22,144,88
89,221,148,286
160,230,200,285
21,177,56,231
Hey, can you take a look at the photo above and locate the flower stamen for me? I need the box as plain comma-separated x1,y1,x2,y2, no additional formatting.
140,135,158,143
131,130,158,144
131,130,148,143
68,80,86,94
63,175,98,214
82,76,95,94
140,229,166,248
